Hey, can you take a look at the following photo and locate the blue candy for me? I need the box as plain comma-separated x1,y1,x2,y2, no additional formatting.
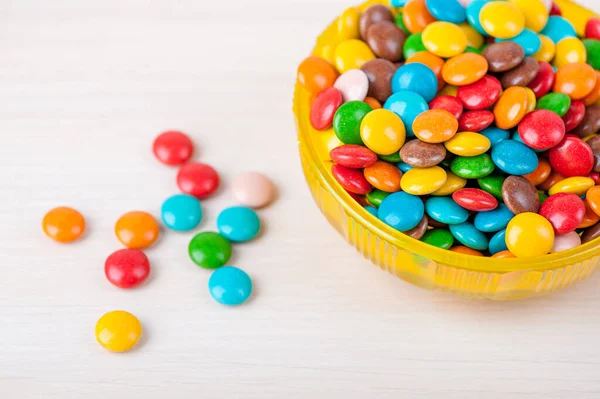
466,0,490,36
425,0,466,24
425,197,469,225
161,194,203,231
489,229,508,255
480,126,510,147
391,64,438,102
541,16,577,44
390,0,408,6
365,206,378,217
449,222,489,251
208,266,252,306
378,191,425,232
473,204,514,233
497,28,541,56
491,140,539,175
217,206,260,242
384,91,429,137
397,162,414,172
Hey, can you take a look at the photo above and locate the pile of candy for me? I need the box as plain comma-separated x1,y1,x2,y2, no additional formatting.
298,0,600,258
43,130,276,352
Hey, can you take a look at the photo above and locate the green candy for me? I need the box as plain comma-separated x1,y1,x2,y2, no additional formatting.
450,154,495,179
464,46,482,54
421,229,454,249
538,191,548,204
403,33,426,60
477,175,505,199
536,92,571,117
188,232,232,269
395,13,409,34
379,152,402,163
583,39,600,71
366,189,390,207
440,157,453,169
333,101,372,145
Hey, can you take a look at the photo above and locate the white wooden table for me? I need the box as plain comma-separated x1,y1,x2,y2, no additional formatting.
2,1,600,398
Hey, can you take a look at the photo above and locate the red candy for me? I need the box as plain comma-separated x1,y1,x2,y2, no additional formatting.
153,130,194,166
310,87,343,130
330,144,378,168
548,134,594,177
589,172,600,185
332,164,372,195
527,62,554,99
452,188,498,211
105,249,151,289
585,17,600,40
562,100,586,132
539,193,585,234
429,95,464,119
457,75,502,111
518,109,566,150
177,162,220,198
550,2,561,16
458,110,494,132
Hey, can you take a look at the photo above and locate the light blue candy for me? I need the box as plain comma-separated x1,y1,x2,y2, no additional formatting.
161,194,203,231
491,140,539,175
497,29,541,56
378,191,424,232
480,127,509,147
489,229,508,255
397,162,414,172
425,0,466,24
217,206,260,242
511,130,544,153
384,91,429,137
365,206,378,217
425,197,469,225
390,0,408,6
208,266,252,306
466,0,489,36
391,64,438,102
473,204,514,233
449,222,489,251
541,16,576,44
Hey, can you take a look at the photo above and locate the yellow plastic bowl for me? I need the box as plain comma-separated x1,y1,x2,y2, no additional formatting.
294,0,600,300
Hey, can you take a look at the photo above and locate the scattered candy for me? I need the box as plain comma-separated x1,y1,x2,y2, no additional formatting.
95,310,142,352
231,172,276,209
161,194,203,232
115,211,160,249
177,162,220,199
217,207,261,243
43,206,85,243
152,131,194,166
104,249,151,289
188,232,232,269
208,266,253,306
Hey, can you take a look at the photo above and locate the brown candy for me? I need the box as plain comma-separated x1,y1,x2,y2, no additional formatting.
587,134,600,154
366,21,406,62
594,154,600,173
404,215,428,239
482,42,525,73
499,57,539,88
361,58,397,103
359,4,394,40
572,105,600,137
399,139,446,167
502,176,540,215
582,222,600,244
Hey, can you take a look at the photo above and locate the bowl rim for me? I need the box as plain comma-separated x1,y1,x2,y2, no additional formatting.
294,0,600,273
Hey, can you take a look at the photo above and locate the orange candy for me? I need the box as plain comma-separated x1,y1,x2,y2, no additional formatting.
297,56,339,95
491,250,516,259
579,201,600,228
406,51,445,89
524,158,551,186
538,170,565,191
493,86,529,129
553,62,597,100
449,246,483,256
42,207,86,243
412,109,459,143
441,53,488,86
583,71,600,106
364,97,382,109
586,186,600,217
364,161,402,192
115,211,160,249
402,0,436,33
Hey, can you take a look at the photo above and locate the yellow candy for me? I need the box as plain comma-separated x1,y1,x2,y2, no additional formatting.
506,213,554,258
400,166,448,195
444,132,491,156
430,172,467,196
459,23,484,49
553,37,587,68
334,39,375,73
524,87,537,112
337,7,361,41
533,34,556,63
360,109,406,155
314,128,343,161
422,21,467,58
479,2,525,39
548,176,595,196
315,43,336,65
508,0,548,33
438,84,458,97
95,310,142,352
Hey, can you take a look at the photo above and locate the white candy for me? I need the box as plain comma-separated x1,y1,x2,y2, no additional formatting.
334,69,369,102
